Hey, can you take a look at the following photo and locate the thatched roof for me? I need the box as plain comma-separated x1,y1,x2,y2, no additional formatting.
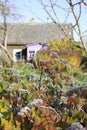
0,23,73,45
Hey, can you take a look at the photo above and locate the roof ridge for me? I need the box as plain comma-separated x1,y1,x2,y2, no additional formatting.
3,23,72,26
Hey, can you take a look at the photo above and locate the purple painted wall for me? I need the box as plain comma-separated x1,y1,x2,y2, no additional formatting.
26,43,47,61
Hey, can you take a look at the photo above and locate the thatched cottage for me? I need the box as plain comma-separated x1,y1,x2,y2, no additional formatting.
0,23,73,62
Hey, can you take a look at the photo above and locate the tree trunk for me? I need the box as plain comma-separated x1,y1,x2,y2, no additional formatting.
0,43,14,65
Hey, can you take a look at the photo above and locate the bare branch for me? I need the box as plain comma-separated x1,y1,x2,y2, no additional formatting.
73,3,82,27
72,1,83,6
0,25,5,30
82,30,87,35
21,0,45,22
63,9,71,23
66,0,86,51
83,1,87,6
38,0,57,23
36,0,81,48
0,42,13,64
40,0,72,40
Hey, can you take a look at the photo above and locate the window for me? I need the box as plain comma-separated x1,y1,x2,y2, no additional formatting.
29,51,35,53
29,50,35,59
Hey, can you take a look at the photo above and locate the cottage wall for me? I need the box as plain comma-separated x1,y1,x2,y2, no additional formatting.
27,44,47,61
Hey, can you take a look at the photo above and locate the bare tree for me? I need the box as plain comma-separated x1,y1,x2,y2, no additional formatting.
66,0,87,51
36,0,87,51
0,0,16,65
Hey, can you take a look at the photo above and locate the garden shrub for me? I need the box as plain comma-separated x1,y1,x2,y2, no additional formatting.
0,42,87,130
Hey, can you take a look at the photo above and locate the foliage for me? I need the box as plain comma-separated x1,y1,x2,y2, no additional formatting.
48,38,81,51
36,50,82,71
0,54,87,130
35,38,83,71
